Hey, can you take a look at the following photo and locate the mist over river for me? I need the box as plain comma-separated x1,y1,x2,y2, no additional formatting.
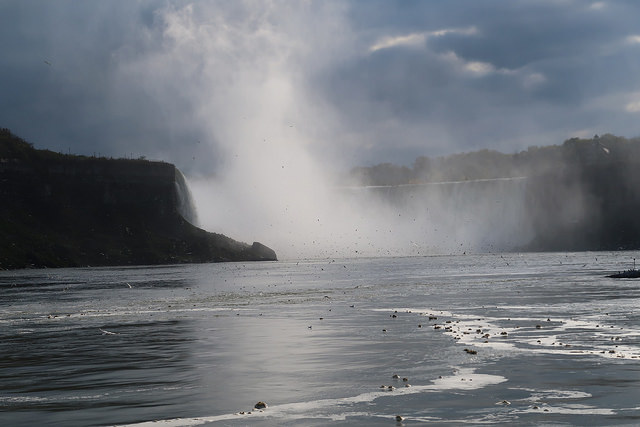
193,176,532,260
2,252,640,426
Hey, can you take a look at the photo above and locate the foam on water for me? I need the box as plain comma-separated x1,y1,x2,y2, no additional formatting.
378,306,640,361
117,367,506,426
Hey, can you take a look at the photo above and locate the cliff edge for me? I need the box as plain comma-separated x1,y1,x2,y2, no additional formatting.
0,129,277,269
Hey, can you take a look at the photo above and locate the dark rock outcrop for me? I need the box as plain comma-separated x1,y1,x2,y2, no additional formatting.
607,269,640,279
242,242,278,261
0,128,276,269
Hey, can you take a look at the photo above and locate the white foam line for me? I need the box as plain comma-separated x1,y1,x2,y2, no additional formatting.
370,308,457,317
515,387,592,400
114,368,506,426
325,411,371,421
384,306,640,361
516,404,616,416
0,393,109,404
451,319,640,360
493,388,619,417
12,306,249,323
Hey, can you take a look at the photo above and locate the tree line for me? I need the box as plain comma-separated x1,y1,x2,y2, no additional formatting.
349,134,640,186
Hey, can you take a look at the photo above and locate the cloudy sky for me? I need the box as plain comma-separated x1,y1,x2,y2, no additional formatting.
3,0,640,176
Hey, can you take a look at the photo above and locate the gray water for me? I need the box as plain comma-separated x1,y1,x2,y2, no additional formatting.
1,252,640,426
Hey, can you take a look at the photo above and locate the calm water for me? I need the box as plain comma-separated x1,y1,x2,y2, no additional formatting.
1,252,640,426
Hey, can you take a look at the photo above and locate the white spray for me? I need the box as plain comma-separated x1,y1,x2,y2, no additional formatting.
117,2,532,260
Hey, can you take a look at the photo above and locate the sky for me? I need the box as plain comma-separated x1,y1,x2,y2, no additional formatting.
3,0,640,258
3,0,640,174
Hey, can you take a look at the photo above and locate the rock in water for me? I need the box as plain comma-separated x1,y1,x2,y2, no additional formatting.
245,242,278,261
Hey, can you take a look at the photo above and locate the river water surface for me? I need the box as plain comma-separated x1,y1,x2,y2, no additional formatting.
1,252,640,426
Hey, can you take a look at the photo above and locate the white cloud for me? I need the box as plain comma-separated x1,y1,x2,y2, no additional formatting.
465,61,495,75
523,72,547,88
441,51,497,77
626,35,640,45
369,32,427,52
588,2,607,11
428,26,478,38
625,100,640,113
440,50,547,87
369,26,477,53
581,91,640,117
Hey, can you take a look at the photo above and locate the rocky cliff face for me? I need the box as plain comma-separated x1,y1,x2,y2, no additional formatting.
0,129,276,269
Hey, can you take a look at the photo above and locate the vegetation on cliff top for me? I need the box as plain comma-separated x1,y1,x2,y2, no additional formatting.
350,133,640,186
0,127,153,163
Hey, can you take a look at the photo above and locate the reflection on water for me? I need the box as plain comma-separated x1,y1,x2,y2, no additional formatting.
1,253,640,426
1,317,197,426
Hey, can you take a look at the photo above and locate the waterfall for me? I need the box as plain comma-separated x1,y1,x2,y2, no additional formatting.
174,169,199,226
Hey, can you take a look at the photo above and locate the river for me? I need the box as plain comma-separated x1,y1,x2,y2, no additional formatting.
1,251,639,426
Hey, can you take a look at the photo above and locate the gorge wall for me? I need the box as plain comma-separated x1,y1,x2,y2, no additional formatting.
524,161,640,251
0,129,276,269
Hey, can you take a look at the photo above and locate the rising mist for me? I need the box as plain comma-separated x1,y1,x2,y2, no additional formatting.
138,3,535,260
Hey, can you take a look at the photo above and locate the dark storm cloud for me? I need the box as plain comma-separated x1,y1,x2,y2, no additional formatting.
2,1,640,173
0,1,216,171
313,0,640,163
2,2,145,148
